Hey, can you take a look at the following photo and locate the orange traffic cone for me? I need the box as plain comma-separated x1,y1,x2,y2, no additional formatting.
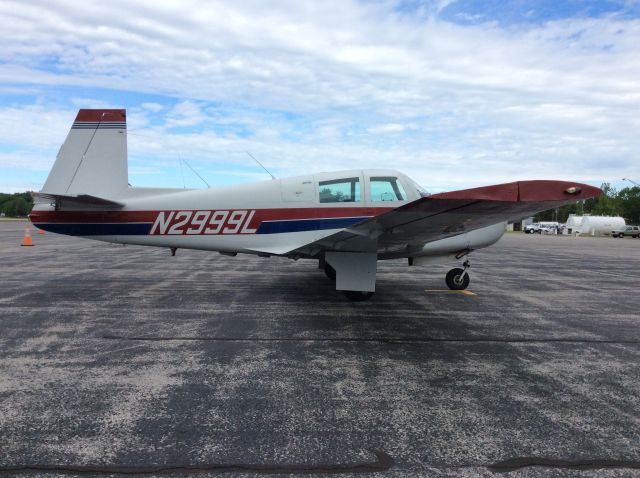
37,229,45,235
21,225,33,247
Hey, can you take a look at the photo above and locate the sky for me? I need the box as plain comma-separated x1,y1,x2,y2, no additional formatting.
0,0,638,193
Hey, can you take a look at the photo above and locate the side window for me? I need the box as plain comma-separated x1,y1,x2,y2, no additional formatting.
319,177,361,203
370,176,406,202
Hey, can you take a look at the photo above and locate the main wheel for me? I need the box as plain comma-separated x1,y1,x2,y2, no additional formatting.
324,263,336,280
343,291,374,301
446,268,470,290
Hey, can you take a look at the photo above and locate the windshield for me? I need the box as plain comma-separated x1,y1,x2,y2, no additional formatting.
407,178,430,197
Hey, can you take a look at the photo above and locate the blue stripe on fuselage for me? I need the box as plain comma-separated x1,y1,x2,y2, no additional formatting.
256,217,369,234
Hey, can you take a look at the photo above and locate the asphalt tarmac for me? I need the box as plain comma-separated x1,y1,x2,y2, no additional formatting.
1,221,640,477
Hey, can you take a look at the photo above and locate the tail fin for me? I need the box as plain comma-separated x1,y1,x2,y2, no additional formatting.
41,109,128,199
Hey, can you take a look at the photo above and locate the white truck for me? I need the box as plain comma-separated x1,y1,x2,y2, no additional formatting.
524,222,559,234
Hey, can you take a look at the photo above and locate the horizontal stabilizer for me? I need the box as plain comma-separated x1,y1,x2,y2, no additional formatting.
31,192,124,208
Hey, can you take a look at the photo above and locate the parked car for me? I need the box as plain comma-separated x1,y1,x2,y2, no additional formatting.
611,225,639,238
524,223,540,234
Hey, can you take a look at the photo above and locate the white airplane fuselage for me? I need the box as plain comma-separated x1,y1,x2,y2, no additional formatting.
31,169,506,260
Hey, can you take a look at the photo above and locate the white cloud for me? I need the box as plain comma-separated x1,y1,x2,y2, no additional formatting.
0,105,73,153
0,0,638,191
368,123,417,134
0,183,43,194
164,101,207,127
141,102,163,112
70,97,119,109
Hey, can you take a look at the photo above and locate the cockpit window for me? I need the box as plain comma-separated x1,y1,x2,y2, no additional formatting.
319,177,361,203
370,176,406,202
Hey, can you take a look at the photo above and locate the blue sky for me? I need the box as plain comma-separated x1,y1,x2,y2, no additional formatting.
0,0,638,193
438,0,640,24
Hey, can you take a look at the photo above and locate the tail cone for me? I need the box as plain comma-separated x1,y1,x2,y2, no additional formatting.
21,225,33,247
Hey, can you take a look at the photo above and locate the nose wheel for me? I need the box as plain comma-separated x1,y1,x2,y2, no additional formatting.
446,260,470,290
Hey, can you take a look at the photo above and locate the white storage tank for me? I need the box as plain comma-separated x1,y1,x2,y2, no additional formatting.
579,216,625,236
565,215,583,234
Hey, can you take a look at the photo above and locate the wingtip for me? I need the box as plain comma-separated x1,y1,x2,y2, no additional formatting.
517,180,602,202
432,180,602,202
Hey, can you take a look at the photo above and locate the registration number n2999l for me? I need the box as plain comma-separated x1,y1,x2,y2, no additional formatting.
149,210,258,235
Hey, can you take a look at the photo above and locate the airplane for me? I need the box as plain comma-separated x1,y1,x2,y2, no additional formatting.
29,109,601,300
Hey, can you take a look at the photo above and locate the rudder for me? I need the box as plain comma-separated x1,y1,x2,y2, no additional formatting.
41,109,128,199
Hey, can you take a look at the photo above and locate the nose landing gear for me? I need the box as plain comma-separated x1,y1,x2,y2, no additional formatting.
446,259,470,290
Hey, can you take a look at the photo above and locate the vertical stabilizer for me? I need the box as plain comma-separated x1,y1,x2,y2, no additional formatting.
41,109,128,199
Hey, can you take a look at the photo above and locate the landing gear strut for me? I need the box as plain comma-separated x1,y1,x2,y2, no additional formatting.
324,262,336,281
446,259,470,290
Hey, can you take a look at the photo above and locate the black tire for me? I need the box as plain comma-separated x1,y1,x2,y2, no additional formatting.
446,268,470,290
343,291,374,301
324,263,336,280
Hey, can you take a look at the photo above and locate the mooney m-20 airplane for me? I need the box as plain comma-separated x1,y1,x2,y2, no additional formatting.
30,109,601,300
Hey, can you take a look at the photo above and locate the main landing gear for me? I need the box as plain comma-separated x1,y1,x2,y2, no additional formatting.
324,262,336,280
320,257,375,301
446,259,470,290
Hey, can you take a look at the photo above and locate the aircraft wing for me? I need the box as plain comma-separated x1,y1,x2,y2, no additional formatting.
289,180,602,256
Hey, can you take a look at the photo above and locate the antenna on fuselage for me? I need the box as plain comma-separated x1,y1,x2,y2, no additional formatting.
246,151,276,180
180,159,210,188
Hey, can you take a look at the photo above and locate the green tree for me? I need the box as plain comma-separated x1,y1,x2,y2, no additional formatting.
0,192,33,217
583,182,619,216
618,187,640,224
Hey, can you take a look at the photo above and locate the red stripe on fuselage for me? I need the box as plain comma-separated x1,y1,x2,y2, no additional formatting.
29,210,157,223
